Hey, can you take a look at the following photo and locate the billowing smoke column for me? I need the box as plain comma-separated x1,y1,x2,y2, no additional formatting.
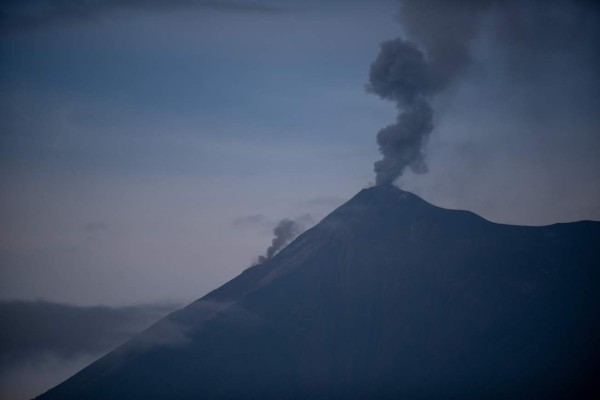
257,218,302,264
368,0,495,186
367,39,435,185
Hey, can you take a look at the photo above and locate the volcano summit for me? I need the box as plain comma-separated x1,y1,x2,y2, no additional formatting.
37,185,600,399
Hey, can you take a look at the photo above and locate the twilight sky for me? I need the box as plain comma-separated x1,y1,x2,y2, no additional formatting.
0,1,599,398
1,0,599,308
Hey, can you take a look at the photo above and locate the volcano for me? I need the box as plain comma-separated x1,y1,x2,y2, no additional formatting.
36,185,600,399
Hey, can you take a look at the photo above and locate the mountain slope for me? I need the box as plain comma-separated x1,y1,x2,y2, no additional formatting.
36,185,600,399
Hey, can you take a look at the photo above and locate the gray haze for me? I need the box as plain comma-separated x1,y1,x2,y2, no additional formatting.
0,300,179,399
369,0,600,186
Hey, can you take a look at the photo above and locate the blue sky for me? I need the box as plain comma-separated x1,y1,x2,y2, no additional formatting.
1,0,599,307
0,1,400,306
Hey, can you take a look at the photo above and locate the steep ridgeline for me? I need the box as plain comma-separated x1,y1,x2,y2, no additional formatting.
37,185,600,399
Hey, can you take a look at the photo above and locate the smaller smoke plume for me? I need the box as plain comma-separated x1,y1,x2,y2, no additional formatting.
257,218,303,264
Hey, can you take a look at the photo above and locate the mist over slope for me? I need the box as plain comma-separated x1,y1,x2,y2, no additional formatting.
0,301,179,400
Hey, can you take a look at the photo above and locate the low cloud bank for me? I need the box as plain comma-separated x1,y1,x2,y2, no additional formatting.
0,300,179,400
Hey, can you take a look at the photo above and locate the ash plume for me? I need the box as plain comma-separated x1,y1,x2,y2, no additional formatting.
367,1,491,186
367,40,439,185
369,0,600,186
257,218,303,264
367,0,501,186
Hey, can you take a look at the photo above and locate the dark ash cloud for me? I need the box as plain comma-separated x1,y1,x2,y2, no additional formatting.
368,38,436,107
257,218,303,264
367,38,439,186
367,0,491,186
371,94,434,185
0,0,282,33
368,0,600,186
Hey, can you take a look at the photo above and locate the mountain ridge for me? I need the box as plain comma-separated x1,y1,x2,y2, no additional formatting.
36,185,600,399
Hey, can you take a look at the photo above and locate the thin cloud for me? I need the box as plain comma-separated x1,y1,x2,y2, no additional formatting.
302,196,345,208
231,214,271,229
0,0,283,33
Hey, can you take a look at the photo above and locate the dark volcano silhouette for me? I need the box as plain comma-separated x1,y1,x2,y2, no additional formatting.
36,185,600,399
